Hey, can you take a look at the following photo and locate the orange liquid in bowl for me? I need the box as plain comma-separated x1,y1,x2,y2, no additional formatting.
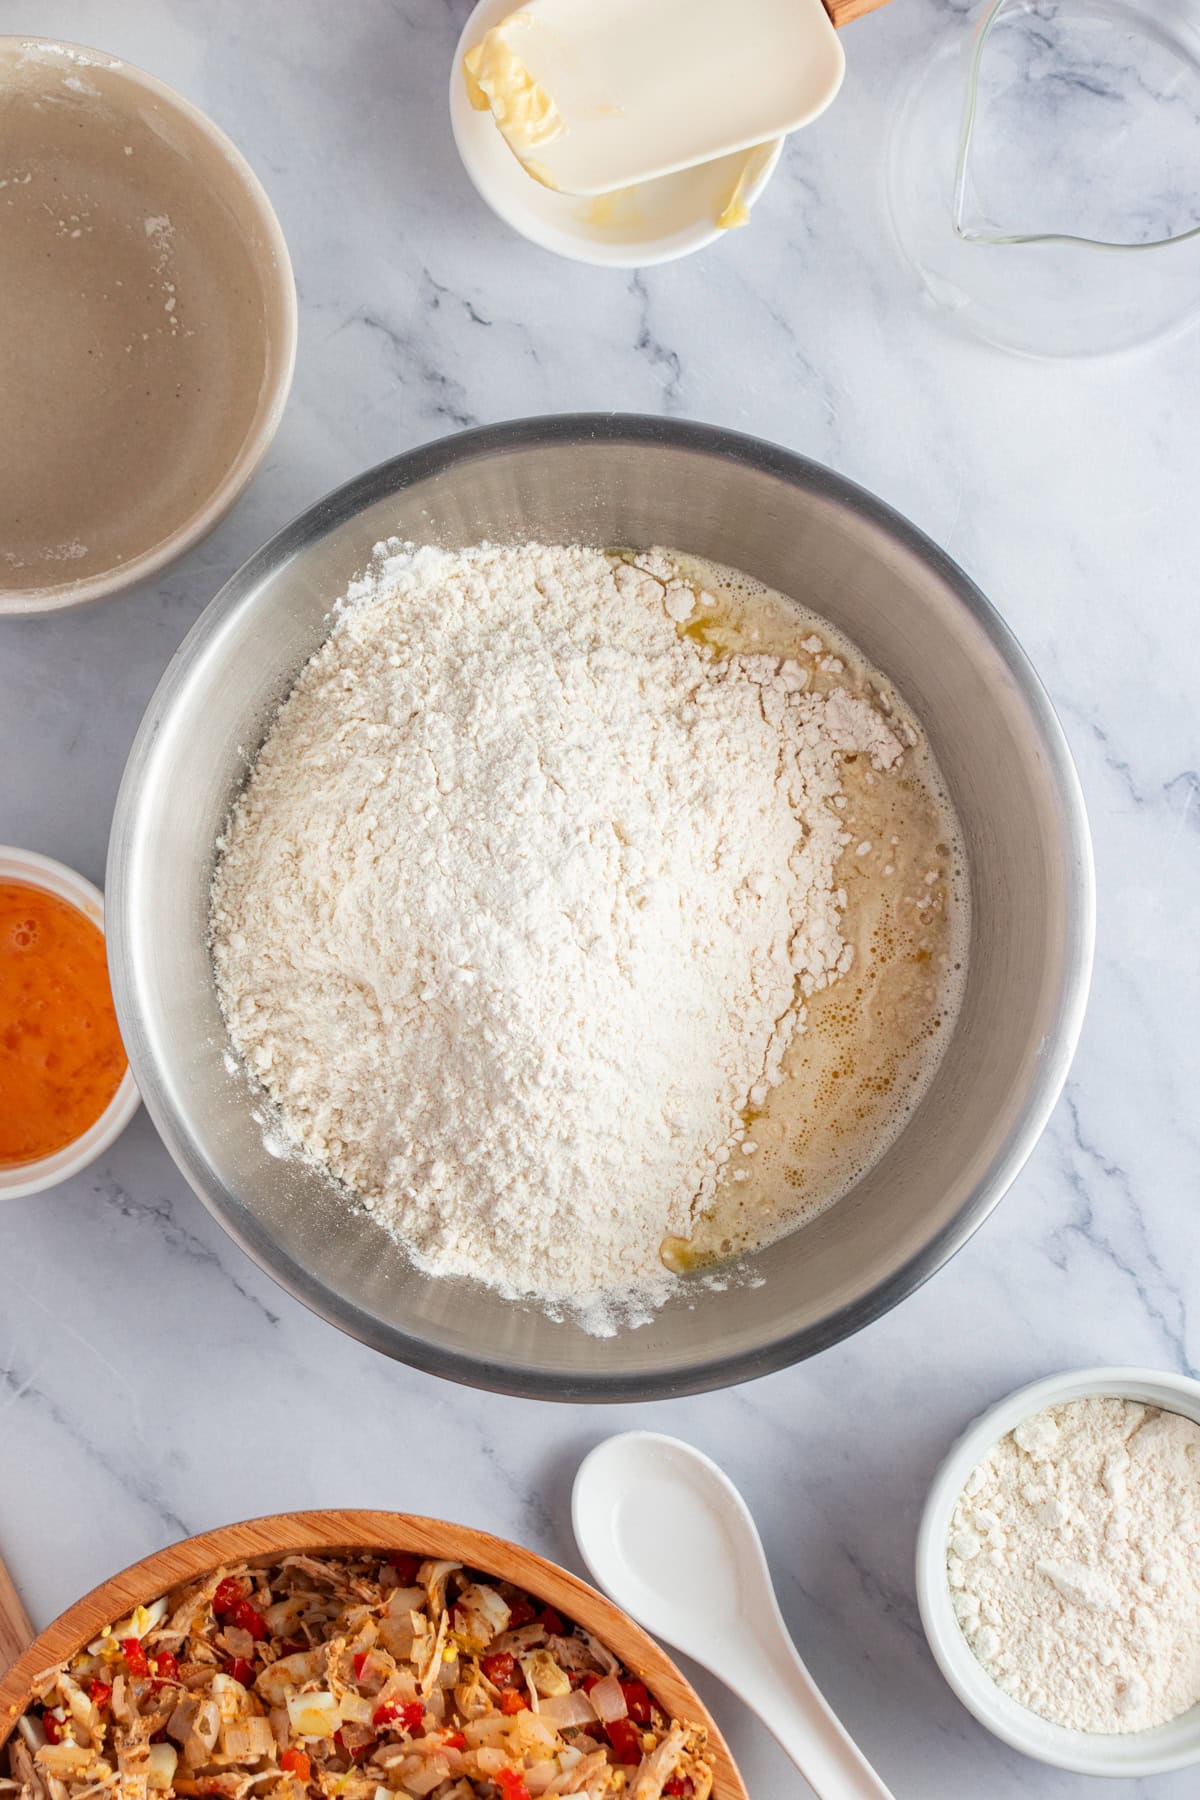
0,880,128,1166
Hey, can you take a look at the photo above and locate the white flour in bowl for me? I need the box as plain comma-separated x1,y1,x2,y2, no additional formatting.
949,1396,1200,1732
210,542,903,1319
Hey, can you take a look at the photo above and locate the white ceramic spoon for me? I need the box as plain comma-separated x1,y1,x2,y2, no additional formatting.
573,1432,895,1800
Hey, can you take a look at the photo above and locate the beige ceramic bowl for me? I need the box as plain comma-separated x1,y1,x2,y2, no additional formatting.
0,38,297,615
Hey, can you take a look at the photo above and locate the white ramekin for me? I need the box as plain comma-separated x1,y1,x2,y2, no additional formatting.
0,847,141,1199
448,0,783,267
917,1366,1200,1777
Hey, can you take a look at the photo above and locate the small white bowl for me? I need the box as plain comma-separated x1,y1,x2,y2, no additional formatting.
917,1365,1200,1777
0,847,141,1199
448,0,783,267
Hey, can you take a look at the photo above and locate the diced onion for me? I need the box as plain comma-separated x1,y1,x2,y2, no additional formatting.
264,1598,306,1636
524,1762,564,1797
336,1692,374,1726
189,1698,221,1757
220,1718,275,1760
402,1758,450,1796
384,1588,427,1618
587,1675,627,1723
65,1685,95,1733
147,1744,178,1791
286,1691,339,1739
211,1673,245,1723
538,1691,599,1730
514,1713,558,1757
464,1715,510,1746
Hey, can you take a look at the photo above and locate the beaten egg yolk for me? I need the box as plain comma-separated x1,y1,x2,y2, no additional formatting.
0,880,127,1166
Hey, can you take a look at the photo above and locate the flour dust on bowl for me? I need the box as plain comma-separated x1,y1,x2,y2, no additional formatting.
107,417,1094,1399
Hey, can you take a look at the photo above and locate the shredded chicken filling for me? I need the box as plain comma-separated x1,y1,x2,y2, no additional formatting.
2,1554,714,1800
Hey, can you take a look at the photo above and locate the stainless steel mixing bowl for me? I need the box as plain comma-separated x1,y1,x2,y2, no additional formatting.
108,416,1094,1400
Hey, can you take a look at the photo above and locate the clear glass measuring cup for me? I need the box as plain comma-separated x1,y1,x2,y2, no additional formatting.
886,0,1200,356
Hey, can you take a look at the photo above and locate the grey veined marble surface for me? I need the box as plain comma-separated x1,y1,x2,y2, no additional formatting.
3,2,1200,1795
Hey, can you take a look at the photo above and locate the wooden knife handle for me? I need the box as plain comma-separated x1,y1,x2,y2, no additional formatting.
0,1553,34,1677
824,0,892,24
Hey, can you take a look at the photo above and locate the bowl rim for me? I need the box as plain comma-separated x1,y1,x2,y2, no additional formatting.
0,35,298,616
107,412,1096,1401
0,845,140,1198
0,1506,748,1799
915,1365,1200,1776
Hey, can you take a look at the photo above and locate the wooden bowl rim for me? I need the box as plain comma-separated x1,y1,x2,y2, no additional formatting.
0,1508,747,1799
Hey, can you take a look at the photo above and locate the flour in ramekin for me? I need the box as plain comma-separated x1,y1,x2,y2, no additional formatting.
210,542,902,1315
949,1397,1200,1732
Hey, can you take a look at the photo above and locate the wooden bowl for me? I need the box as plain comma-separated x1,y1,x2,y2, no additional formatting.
0,1508,748,1798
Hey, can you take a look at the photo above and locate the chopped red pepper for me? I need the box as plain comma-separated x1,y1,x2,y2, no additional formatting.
278,1639,307,1658
620,1679,653,1725
371,1698,424,1733
538,1605,565,1637
382,1553,422,1587
441,1729,466,1750
279,1749,310,1782
481,1651,517,1688
495,1771,532,1800
212,1578,246,1615
120,1638,150,1680
152,1651,180,1689
580,1672,601,1694
352,1652,370,1680
498,1689,529,1716
229,1597,268,1641
225,1657,256,1687
664,1780,695,1797
606,1717,644,1764
87,1680,112,1711
506,1596,536,1629
40,1713,62,1745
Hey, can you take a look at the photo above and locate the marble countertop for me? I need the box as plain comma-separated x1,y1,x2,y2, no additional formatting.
3,1,1199,1794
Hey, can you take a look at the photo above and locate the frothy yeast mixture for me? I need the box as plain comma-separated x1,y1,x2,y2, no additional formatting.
659,551,968,1270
